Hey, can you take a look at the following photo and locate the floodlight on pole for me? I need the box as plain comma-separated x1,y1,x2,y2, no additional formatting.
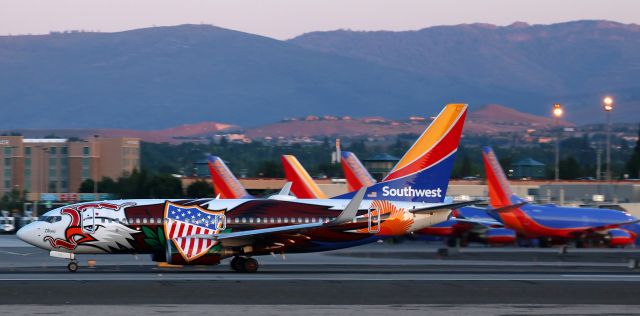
603,96,614,183
552,103,563,118
552,103,563,181
603,96,614,112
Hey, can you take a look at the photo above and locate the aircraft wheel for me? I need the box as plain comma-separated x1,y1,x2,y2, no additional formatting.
230,257,244,272
67,261,78,273
243,258,259,273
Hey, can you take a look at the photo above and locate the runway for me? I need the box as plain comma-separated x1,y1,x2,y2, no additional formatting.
1,236,640,311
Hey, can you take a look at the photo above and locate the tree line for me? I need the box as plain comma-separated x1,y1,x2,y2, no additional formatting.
140,126,640,182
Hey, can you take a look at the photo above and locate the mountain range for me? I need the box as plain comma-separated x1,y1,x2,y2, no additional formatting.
2,104,572,142
0,20,638,129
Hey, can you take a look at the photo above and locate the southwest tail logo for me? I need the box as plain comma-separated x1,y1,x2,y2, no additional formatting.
335,103,468,203
341,151,376,192
381,186,442,198
207,156,252,199
281,155,327,199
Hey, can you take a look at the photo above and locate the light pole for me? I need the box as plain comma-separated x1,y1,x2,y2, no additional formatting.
552,103,563,181
603,97,614,182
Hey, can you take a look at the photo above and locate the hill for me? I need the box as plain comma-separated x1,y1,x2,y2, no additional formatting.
290,20,640,123
0,25,458,129
4,122,237,143
1,21,639,129
2,104,572,141
245,104,573,139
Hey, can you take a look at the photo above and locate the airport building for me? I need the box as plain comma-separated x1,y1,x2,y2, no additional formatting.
362,154,400,181
0,136,140,195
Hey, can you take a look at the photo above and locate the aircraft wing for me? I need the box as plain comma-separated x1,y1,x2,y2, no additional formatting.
409,200,481,214
191,222,323,240
181,188,368,242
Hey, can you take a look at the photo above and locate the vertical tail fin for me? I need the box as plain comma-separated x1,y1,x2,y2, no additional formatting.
334,103,468,203
281,155,328,199
341,151,377,192
481,147,524,208
207,156,252,199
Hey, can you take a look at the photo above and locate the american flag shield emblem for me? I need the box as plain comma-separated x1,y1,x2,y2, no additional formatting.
163,201,226,261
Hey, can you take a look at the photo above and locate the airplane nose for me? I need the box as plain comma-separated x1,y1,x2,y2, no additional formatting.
16,226,27,242
16,224,38,246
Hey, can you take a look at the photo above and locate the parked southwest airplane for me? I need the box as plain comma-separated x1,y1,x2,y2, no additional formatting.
281,155,328,199
341,151,516,246
483,146,640,247
208,154,326,199
17,103,469,273
207,156,253,199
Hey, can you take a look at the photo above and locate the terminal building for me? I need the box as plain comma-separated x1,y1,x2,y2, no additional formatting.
361,153,400,181
0,136,140,195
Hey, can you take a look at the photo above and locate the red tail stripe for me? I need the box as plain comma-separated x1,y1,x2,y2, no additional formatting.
385,112,466,181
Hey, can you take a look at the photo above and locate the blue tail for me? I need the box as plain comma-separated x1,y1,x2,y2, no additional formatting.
334,104,468,203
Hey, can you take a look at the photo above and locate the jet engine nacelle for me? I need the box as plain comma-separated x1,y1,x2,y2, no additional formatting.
482,228,516,245
164,239,222,265
605,229,634,247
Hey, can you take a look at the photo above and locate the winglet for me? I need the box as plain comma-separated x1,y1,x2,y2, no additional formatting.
278,182,293,196
332,187,367,224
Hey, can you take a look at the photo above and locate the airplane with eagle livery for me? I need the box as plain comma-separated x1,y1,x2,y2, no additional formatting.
17,103,471,273
341,151,517,246
482,146,640,247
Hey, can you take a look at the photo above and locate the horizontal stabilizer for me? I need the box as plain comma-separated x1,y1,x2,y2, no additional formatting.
489,202,527,213
409,200,481,214
453,217,503,227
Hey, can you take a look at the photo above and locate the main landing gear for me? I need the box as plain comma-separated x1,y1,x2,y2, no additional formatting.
230,256,259,273
67,261,79,273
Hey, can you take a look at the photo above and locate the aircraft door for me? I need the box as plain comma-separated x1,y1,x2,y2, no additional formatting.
368,207,380,233
82,208,97,234
218,214,227,231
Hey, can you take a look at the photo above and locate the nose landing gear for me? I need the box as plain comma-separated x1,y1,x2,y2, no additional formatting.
49,251,79,273
67,261,79,273
230,256,259,273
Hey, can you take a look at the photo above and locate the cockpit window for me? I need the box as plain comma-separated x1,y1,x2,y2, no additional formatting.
38,216,62,223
